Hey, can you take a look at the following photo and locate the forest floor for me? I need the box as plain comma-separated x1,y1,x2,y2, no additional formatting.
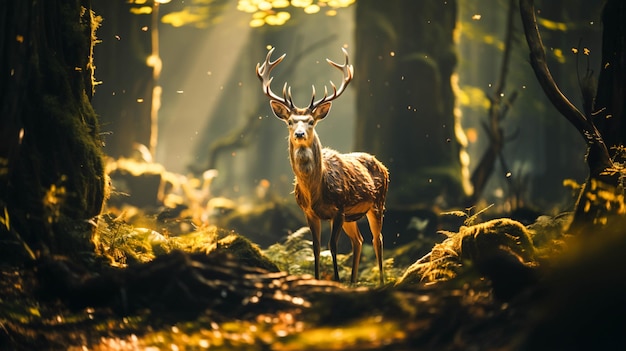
2,210,625,350
0,260,523,350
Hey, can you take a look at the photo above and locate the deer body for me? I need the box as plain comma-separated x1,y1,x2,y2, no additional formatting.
257,48,389,285
293,147,385,223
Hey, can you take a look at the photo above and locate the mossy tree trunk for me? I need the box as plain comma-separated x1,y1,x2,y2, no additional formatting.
0,0,106,260
354,0,471,209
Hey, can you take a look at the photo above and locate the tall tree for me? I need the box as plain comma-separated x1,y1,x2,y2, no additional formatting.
520,0,626,234
0,0,106,259
354,0,471,208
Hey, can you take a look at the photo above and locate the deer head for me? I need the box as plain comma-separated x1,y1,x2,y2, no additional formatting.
256,47,354,147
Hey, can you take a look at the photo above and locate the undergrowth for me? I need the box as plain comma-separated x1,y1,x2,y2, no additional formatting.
94,212,404,286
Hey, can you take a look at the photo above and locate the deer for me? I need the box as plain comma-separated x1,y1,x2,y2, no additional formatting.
256,47,389,285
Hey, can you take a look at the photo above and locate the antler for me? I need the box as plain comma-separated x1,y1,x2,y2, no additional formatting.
257,47,354,110
308,47,354,110
256,47,295,108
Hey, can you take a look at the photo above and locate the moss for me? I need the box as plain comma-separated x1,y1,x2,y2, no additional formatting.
216,233,280,272
96,214,279,272
396,218,538,299
263,227,315,276
459,218,535,264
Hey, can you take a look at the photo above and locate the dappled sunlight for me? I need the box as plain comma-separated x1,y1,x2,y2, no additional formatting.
157,4,254,174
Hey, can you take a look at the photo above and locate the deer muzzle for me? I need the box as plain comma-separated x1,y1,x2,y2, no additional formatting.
293,123,308,140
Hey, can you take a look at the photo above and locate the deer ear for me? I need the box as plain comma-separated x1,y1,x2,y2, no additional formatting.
270,100,291,121
312,101,332,121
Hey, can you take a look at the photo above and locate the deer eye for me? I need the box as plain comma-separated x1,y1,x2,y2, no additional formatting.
288,120,294,126
308,120,314,126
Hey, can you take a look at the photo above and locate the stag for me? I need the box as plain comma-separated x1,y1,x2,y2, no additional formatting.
256,47,389,285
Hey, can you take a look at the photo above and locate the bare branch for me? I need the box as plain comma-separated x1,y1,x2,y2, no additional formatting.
519,0,613,175
519,0,600,145
468,0,518,205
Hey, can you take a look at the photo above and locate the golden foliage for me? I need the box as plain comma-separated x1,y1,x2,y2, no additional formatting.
130,6,152,15
537,17,568,32
161,7,211,28
578,178,626,224
238,0,355,27
458,85,490,111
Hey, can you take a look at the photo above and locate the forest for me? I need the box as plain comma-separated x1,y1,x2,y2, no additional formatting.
1,0,625,349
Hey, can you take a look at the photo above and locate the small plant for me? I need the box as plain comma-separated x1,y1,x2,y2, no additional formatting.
95,213,171,266
440,203,494,227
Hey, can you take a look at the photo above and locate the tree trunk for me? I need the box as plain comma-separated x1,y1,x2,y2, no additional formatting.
536,0,602,207
0,0,106,260
593,0,626,150
519,0,625,235
570,0,626,234
355,0,471,208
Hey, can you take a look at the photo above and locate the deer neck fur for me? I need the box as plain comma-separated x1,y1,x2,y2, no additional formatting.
289,132,324,202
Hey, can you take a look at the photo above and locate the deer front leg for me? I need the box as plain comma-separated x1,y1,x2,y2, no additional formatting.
307,215,322,280
367,208,385,285
329,212,344,282
342,221,363,284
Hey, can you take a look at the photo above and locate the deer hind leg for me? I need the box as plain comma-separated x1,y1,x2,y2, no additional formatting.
366,208,385,285
342,221,363,284
307,216,322,280
329,213,345,282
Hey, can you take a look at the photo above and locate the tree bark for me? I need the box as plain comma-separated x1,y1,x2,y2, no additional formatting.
593,0,626,150
0,0,106,260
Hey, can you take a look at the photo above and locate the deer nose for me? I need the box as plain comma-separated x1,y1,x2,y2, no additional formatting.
294,131,305,139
